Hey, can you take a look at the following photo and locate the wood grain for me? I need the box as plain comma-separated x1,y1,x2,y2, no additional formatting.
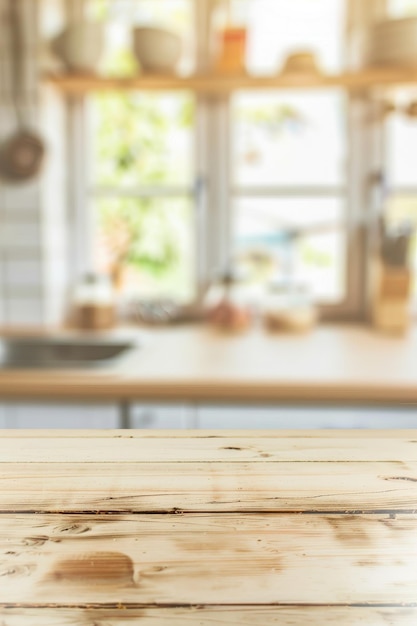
1,461,416,513
1,607,416,625
1,434,416,463
1,513,416,605
44,68,417,93
2,325,417,404
2,430,417,624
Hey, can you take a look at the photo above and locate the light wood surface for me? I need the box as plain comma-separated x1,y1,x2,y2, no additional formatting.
2,461,417,513
2,607,416,625
1,432,416,514
2,325,417,405
0,430,416,624
45,67,417,93
1,433,416,462
1,513,417,605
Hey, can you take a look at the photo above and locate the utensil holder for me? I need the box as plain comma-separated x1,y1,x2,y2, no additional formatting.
371,259,412,333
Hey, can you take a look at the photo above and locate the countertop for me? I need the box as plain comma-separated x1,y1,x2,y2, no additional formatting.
2,324,417,404
0,429,416,624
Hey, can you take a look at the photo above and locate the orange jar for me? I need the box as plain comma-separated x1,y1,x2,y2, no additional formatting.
216,27,247,74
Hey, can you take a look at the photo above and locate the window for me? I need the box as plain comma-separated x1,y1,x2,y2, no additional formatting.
228,0,348,305
231,90,347,302
85,0,196,302
90,92,196,302
67,0,359,314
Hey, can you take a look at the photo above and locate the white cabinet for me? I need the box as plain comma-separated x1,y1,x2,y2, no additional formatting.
129,404,189,429
1,404,119,429
0,404,7,428
196,406,417,430
0,403,189,429
0,403,416,430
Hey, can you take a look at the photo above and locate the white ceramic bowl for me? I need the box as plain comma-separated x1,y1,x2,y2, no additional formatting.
133,27,182,74
367,18,417,66
52,22,104,74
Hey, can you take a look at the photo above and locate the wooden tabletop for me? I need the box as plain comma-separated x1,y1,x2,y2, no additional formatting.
2,324,417,405
0,429,416,624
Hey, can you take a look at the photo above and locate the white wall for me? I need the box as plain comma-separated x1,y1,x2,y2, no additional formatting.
0,0,43,324
0,0,68,326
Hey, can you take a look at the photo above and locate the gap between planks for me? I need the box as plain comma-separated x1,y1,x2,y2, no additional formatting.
1,429,415,438
1,602,417,608
0,509,416,516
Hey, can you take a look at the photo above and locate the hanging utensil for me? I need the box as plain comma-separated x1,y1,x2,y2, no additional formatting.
0,0,45,183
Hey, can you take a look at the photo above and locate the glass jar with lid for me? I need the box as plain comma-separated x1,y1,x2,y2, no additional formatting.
263,280,317,333
72,273,116,331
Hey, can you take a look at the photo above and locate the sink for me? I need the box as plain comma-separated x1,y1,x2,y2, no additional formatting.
0,335,138,369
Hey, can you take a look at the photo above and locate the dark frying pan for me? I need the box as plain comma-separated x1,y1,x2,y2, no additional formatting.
0,0,45,182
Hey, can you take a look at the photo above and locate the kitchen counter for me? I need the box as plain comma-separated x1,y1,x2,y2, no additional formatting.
1,324,417,405
0,429,416,624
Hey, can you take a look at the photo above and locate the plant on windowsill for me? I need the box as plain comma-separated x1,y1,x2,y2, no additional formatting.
98,198,179,293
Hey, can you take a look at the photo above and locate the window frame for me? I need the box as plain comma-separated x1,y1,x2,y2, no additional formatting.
64,0,382,320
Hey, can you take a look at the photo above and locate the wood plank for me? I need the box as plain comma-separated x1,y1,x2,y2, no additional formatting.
2,375,417,404
44,68,417,93
1,461,416,512
0,513,416,605
1,607,416,625
1,434,416,463
4,324,417,404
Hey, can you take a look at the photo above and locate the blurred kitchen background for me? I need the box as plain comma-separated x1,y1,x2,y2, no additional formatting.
2,0,417,428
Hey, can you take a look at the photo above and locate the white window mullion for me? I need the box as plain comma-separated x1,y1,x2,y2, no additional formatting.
67,95,94,279
194,0,232,292
65,0,93,282
342,93,373,319
194,0,213,297
194,98,211,297
91,186,193,199
386,187,417,196
211,95,233,276
232,186,347,198
193,96,232,295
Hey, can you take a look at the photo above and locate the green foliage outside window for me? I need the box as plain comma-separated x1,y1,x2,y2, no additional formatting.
92,85,194,295
88,0,194,298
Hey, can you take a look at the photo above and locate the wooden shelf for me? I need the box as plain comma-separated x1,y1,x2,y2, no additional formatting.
44,67,417,94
